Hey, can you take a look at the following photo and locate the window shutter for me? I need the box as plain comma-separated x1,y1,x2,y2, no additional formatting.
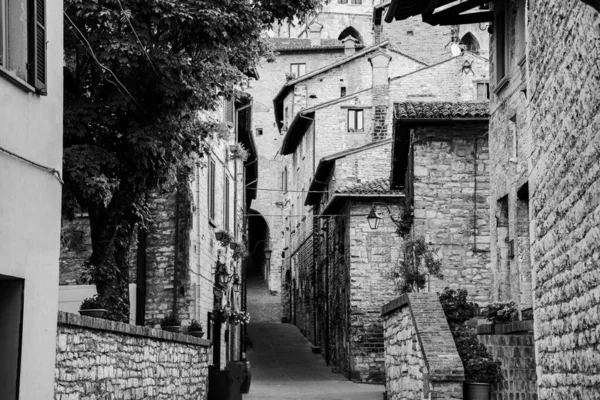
29,0,46,94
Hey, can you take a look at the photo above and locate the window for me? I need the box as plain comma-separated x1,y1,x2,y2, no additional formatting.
509,115,517,160
282,167,288,193
460,33,480,53
477,82,490,101
290,63,306,78
256,128,263,136
224,175,230,231
0,0,46,92
0,275,25,400
348,109,364,132
340,87,346,97
224,97,234,124
208,159,216,221
495,0,508,84
284,107,289,128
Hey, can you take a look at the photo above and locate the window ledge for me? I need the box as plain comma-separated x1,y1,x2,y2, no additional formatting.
209,219,217,228
0,67,37,94
493,76,510,95
517,55,527,67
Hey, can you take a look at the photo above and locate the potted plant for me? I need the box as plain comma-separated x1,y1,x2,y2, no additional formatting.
231,311,251,325
187,319,204,338
240,359,252,394
215,230,234,247
160,312,181,333
232,242,249,261
79,295,108,318
229,143,250,162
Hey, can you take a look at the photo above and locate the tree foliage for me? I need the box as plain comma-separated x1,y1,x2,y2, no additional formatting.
389,236,443,293
62,0,320,321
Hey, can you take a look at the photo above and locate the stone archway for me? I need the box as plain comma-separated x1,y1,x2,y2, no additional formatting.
337,26,364,44
247,209,270,280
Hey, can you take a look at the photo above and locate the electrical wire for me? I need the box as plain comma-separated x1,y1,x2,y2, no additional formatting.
255,187,328,194
0,145,64,185
116,0,159,77
64,11,147,113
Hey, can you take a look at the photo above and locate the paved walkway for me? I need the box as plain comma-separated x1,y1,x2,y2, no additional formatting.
244,323,385,400
246,274,281,323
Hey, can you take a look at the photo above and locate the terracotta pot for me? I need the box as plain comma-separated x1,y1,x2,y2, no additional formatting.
162,326,181,333
79,309,107,318
240,361,252,394
466,382,491,400
189,330,205,338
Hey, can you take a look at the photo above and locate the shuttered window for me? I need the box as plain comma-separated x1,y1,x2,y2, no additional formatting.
224,176,230,231
208,159,216,221
0,0,46,93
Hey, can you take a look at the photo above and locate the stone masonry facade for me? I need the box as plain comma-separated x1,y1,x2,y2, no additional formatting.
526,2,600,398
54,311,210,400
410,123,492,303
382,293,464,400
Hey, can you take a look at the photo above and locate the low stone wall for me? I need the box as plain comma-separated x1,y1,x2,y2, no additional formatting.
55,311,211,400
477,321,537,400
382,293,464,400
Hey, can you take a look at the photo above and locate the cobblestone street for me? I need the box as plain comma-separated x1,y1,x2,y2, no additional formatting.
245,275,384,400
245,323,384,400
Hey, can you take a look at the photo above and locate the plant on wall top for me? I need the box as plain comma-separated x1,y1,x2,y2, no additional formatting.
390,236,443,293
80,295,107,310
188,319,204,332
160,312,181,328
483,301,518,323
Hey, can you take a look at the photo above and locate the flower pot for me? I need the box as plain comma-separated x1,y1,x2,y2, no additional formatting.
189,330,205,338
229,242,238,250
466,382,491,400
162,326,181,333
215,232,225,241
79,309,107,318
240,361,252,394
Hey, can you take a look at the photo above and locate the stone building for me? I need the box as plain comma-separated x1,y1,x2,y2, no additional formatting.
58,91,258,371
0,0,63,398
249,1,492,301
384,0,600,398
272,17,490,378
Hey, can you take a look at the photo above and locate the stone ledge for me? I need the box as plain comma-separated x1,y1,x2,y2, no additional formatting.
381,294,409,316
476,320,534,335
57,311,211,347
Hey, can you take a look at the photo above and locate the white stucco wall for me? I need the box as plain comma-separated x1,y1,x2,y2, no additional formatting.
0,0,63,398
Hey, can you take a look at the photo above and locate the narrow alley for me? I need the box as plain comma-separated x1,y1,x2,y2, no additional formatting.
245,276,385,400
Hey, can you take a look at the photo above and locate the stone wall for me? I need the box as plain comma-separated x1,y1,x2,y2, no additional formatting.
54,311,211,400
382,293,464,400
526,2,600,398
477,321,537,400
411,123,492,303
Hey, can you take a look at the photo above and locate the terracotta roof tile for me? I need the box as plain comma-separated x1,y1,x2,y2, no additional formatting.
335,178,402,195
394,101,490,120
267,38,350,51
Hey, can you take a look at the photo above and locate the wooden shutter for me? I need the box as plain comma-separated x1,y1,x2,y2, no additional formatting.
29,0,46,93
224,176,230,230
208,159,216,220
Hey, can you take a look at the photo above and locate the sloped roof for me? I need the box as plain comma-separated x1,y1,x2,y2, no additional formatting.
336,178,402,195
394,101,489,120
268,37,351,52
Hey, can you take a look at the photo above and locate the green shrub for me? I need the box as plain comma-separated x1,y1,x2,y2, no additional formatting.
439,288,477,327
188,319,203,332
80,295,106,310
160,312,181,327
483,301,518,323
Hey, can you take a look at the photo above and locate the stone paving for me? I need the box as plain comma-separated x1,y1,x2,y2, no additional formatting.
246,274,282,323
245,276,384,400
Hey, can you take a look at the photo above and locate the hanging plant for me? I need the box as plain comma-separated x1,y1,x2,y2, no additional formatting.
229,143,250,162
232,241,249,261
215,305,233,324
230,311,251,325
389,236,443,294
215,230,234,247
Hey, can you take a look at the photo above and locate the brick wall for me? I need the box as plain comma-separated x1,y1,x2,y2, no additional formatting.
382,293,464,400
526,2,600,398
54,311,210,400
477,323,537,400
411,123,492,303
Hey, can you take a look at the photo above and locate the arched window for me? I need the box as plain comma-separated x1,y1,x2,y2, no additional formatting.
460,33,480,53
338,27,363,44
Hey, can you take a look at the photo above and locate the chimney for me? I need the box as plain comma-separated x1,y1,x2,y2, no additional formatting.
368,50,392,142
309,22,323,47
342,36,358,56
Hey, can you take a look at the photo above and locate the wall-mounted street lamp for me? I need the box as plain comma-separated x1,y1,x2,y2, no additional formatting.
264,249,272,263
213,250,241,292
367,202,404,231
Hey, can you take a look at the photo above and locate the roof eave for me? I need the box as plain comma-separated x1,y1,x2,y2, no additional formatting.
321,193,405,216
281,111,315,155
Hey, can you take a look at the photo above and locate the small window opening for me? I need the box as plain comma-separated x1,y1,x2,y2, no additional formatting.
256,128,263,136
341,87,347,97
